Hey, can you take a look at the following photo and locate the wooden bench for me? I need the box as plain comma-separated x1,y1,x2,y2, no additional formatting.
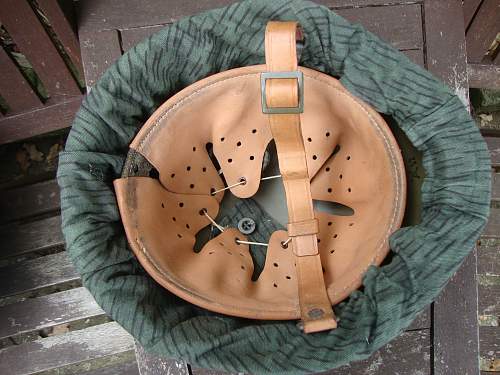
0,0,84,144
0,0,498,374
464,0,500,89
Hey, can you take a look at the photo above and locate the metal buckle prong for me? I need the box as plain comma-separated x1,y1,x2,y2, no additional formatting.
261,71,304,114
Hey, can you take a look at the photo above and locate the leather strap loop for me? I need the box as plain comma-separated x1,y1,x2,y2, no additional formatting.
263,21,337,333
287,218,319,237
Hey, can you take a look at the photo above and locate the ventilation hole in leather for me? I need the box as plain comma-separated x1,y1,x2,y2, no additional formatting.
171,173,175,178
286,275,291,280
328,188,332,193
281,241,288,249
252,129,257,134
190,184,195,189
177,234,182,239
237,141,242,147
239,253,244,257
228,158,233,163
326,132,330,137
333,234,338,238
317,238,321,243
326,167,330,172
307,137,312,142
199,208,207,215
202,167,207,172
249,155,255,160
312,155,318,160
227,251,233,255
149,167,159,179
328,221,332,226
179,202,184,207
161,203,165,208
347,155,351,160
348,187,352,192
241,265,245,270
210,187,215,194
209,251,214,254
219,242,225,247
192,146,196,152
186,166,191,171
273,283,278,288
339,174,343,179
172,217,176,221
220,137,225,142
349,223,354,227
330,249,335,254
186,224,190,229
273,262,279,267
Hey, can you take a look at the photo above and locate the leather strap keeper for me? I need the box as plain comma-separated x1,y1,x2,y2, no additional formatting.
287,218,319,237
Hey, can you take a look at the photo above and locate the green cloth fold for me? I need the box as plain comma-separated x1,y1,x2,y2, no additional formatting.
58,1,491,373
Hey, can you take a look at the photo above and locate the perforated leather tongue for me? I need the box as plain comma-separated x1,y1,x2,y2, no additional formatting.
114,61,406,322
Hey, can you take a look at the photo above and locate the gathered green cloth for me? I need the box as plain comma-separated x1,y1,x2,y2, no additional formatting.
57,1,491,373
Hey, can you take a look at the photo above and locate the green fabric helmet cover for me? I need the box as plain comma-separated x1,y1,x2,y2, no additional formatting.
57,0,491,373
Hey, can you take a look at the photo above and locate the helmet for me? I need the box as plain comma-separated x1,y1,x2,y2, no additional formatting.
114,21,406,333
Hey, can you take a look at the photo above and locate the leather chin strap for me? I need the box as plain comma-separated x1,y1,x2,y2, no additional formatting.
263,21,337,333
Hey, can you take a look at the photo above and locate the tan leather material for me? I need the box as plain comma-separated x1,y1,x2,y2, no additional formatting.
264,21,299,109
287,219,319,237
115,24,406,330
264,21,336,332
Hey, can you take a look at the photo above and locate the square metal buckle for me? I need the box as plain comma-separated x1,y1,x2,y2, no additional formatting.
261,71,304,114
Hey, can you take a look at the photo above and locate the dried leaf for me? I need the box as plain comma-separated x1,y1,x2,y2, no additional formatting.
46,143,63,164
22,143,44,162
49,323,70,336
15,148,30,173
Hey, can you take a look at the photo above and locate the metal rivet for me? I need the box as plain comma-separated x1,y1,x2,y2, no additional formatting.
237,217,256,235
308,308,325,319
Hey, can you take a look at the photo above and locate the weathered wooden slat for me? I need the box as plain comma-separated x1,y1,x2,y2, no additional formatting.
0,215,63,260
0,287,104,340
477,243,500,276
0,179,60,224
120,25,166,52
321,329,431,374
466,0,500,64
483,207,500,238
336,4,423,50
77,0,235,32
79,29,122,87
402,49,425,67
0,0,81,98
0,44,42,113
479,326,500,372
0,96,82,145
468,63,500,90
135,342,189,375
77,0,423,33
423,2,480,374
478,277,500,317
424,0,469,105
0,322,134,375
0,252,78,299
463,0,483,30
407,307,430,330
485,137,500,168
493,173,500,201
433,249,480,375
81,361,140,375
36,0,85,80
